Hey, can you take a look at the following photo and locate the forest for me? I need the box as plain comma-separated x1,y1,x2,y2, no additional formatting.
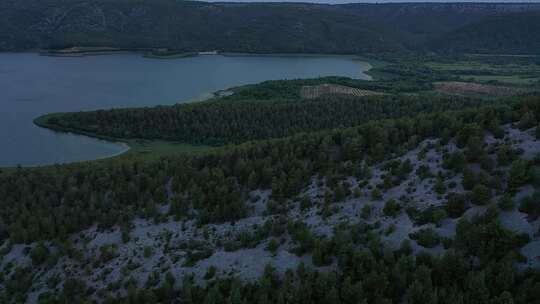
0,50,538,302
2,1,540,297
2,92,540,302
6,94,540,242
37,55,540,148
2,0,540,54
38,94,490,146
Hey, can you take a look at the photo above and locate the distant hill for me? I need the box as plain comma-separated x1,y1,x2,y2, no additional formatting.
343,2,540,49
1,0,540,54
431,11,540,54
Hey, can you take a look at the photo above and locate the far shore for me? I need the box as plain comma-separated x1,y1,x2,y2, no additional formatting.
19,52,374,167
38,46,369,60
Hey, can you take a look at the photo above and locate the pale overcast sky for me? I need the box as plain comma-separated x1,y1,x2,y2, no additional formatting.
205,0,540,3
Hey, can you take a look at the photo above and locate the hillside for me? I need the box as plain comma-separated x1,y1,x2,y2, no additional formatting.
432,11,540,54
4,56,540,301
2,1,540,54
4,93,540,302
3,2,540,302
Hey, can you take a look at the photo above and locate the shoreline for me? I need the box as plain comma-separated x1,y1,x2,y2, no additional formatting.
21,54,375,167
26,113,133,168
37,47,367,60
28,114,214,169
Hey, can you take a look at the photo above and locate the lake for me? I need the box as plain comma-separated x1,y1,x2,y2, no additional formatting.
0,53,371,167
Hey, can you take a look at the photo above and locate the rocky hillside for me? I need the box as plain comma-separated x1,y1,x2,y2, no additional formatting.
3,95,540,302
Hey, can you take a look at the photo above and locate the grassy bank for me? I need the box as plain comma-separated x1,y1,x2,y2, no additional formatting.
33,113,215,164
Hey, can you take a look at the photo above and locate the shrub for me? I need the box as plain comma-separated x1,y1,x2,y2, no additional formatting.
443,152,466,172
143,246,154,258
456,124,483,148
520,192,540,219
30,243,50,266
470,184,492,205
361,204,373,219
300,196,311,211
413,207,448,226
266,238,279,255
508,159,530,189
498,194,515,211
434,178,446,195
409,228,441,248
383,199,401,217
204,266,217,280
371,189,383,201
416,165,433,180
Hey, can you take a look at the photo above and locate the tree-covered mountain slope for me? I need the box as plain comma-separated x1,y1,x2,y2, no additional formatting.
431,11,540,55
2,0,540,54
3,95,540,302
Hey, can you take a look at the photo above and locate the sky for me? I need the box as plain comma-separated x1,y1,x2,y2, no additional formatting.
205,0,540,3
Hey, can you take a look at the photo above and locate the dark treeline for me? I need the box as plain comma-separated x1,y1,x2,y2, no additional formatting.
430,11,540,55
42,94,491,146
3,96,540,244
2,1,540,54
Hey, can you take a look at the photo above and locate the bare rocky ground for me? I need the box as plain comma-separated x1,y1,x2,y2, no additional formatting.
2,124,540,303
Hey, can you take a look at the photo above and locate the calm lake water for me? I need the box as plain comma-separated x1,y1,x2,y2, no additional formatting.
0,53,370,166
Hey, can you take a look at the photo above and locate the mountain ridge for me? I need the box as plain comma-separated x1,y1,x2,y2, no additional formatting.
2,1,540,54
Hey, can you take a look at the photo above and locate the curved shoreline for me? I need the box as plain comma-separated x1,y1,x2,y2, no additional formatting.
89,142,131,162
26,54,375,167
30,113,132,167
33,113,130,144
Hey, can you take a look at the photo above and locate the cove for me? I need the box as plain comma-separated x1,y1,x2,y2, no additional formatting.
0,53,371,167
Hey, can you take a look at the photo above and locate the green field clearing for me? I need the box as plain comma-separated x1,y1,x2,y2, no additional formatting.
117,140,215,162
426,60,540,86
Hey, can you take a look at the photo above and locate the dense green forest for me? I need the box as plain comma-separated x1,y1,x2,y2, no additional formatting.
39,94,491,146
36,212,540,304
37,58,540,147
2,50,538,302
4,95,540,302
430,12,540,54
2,0,540,54
6,96,537,242
3,1,540,299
